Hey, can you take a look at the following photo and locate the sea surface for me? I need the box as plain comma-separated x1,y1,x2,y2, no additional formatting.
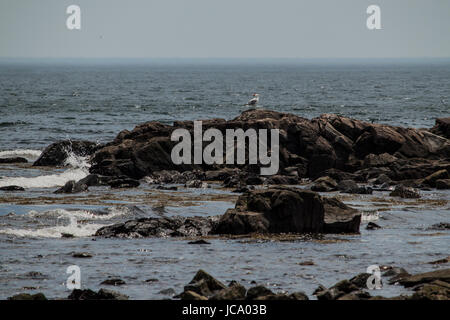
0,61,449,299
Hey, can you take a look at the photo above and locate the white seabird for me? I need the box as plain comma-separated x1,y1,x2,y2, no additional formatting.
246,93,259,106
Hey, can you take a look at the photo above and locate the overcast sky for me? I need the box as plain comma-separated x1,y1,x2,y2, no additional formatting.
1,0,449,59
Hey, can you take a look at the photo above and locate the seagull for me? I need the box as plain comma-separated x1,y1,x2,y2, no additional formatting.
245,93,259,106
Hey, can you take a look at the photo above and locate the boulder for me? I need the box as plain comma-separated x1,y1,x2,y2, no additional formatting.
311,176,338,192
389,185,420,199
430,117,450,139
0,185,25,191
212,187,360,235
399,268,450,288
34,140,101,166
68,288,128,300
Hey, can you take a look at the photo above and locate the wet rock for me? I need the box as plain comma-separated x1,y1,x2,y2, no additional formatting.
246,286,274,300
255,292,309,300
156,185,178,191
8,293,47,300
212,187,325,235
210,282,246,300
54,180,88,194
363,153,397,168
366,222,382,230
61,233,74,238
428,223,450,230
399,268,450,288
338,179,373,194
315,273,372,300
389,185,420,199
422,169,449,187
95,216,215,238
322,197,361,234
428,256,450,265
34,140,101,167
0,185,25,191
311,176,337,192
298,260,315,266
373,173,392,185
430,117,450,139
100,278,126,286
185,180,207,188
188,239,211,245
409,280,450,300
436,179,450,190
72,252,93,258
178,290,208,300
158,288,176,296
212,187,359,235
0,157,28,164
68,288,128,300
265,175,298,185
383,267,411,285
182,270,227,297
108,177,140,189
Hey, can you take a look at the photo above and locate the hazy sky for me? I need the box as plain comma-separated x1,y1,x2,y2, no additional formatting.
1,0,449,58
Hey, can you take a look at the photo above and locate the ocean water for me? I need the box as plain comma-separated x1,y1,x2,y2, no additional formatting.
0,61,449,300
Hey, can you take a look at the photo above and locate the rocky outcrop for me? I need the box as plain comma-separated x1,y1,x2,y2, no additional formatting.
33,140,102,167
176,270,308,301
211,187,360,235
85,109,449,186
95,216,216,238
430,117,450,139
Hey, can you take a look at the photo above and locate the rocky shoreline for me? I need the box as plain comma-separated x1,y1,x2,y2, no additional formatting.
14,109,448,238
8,268,450,300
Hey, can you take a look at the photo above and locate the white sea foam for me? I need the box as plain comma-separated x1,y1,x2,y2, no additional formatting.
0,219,104,238
0,152,90,189
0,149,42,160
361,210,380,222
0,207,131,238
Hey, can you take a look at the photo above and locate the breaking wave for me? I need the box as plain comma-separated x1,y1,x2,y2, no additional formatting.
0,151,89,189
0,149,42,160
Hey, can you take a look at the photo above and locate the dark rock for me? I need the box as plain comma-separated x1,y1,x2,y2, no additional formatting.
366,222,382,230
428,222,450,230
0,157,28,164
311,176,338,192
373,173,392,185
72,252,92,258
183,270,227,297
178,290,208,300
409,280,450,300
100,278,126,286
212,187,359,235
0,185,25,191
210,282,246,300
54,180,88,194
188,239,211,245
246,286,274,300
322,197,361,234
108,178,140,189
436,179,450,190
389,185,420,199
363,153,397,168
430,117,450,139
422,169,449,187
8,293,47,300
68,288,128,300
399,268,450,288
61,233,74,238
34,140,101,167
95,216,215,238
428,256,450,265
158,288,176,296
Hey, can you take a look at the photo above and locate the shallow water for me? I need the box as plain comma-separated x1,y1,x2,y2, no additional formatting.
0,62,449,299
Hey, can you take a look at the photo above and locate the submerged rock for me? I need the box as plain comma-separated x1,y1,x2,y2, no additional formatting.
0,185,25,191
0,157,28,164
